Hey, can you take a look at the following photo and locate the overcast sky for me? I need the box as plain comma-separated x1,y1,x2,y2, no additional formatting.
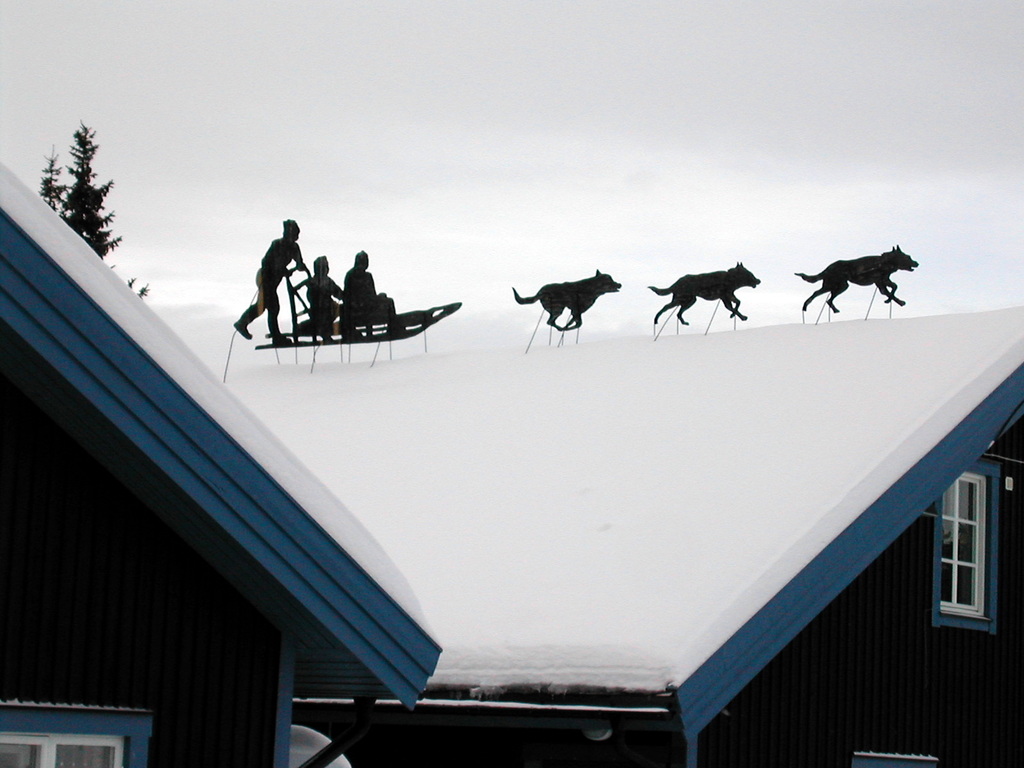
3,2,1023,370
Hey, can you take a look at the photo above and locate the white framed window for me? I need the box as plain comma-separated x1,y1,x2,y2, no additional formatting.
0,706,150,768
939,472,986,617
0,733,122,768
930,461,1000,633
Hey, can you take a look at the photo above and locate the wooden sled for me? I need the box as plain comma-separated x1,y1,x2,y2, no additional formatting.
255,283,461,350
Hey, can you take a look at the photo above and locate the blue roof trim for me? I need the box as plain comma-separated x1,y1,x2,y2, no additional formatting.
676,357,1024,737
0,208,439,706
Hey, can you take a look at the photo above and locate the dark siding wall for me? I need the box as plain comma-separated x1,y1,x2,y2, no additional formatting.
0,374,282,768
699,424,1024,768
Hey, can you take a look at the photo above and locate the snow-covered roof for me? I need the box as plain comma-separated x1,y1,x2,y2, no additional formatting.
224,303,1024,727
0,164,438,705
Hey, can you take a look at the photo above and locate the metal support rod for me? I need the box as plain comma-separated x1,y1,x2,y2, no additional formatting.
223,332,237,383
864,286,878,320
703,300,721,336
653,313,673,342
815,300,828,326
526,309,545,354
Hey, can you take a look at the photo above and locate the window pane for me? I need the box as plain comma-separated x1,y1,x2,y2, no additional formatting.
942,519,954,558
941,561,953,602
0,744,40,768
959,479,978,521
55,745,115,768
958,523,977,563
957,565,976,606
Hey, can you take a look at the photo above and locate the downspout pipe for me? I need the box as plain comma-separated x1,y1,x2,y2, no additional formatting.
298,697,376,768
611,715,668,768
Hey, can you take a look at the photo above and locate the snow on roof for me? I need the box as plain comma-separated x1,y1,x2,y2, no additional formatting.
224,306,1024,694
0,163,429,630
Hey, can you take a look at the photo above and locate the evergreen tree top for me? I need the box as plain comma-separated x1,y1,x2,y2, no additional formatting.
39,148,67,212
62,122,122,259
38,123,146,298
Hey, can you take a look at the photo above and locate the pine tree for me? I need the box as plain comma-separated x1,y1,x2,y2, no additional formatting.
40,124,148,297
62,122,122,259
39,148,67,212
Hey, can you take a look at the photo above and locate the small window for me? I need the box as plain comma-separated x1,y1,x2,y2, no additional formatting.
932,462,999,632
0,706,151,768
0,734,121,768
939,473,986,615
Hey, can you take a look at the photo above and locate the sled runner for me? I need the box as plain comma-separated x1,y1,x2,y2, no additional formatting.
254,268,461,349
255,298,463,349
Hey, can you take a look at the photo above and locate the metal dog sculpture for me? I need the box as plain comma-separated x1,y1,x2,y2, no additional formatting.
650,263,760,327
513,270,621,332
797,245,918,314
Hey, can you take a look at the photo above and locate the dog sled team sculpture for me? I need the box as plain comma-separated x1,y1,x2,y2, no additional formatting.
233,221,461,350
231,222,918,353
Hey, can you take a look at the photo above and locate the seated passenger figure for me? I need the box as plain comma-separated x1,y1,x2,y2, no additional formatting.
342,251,396,339
295,255,343,344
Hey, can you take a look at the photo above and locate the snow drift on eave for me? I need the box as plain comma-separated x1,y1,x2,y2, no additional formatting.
224,304,1024,695
0,163,431,631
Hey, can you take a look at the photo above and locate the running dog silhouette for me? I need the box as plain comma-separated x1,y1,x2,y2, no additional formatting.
650,263,760,326
797,246,918,314
513,271,621,332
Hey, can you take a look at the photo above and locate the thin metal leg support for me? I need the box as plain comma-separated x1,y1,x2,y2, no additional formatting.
526,309,545,354
704,300,721,335
865,287,878,320
654,314,673,341
223,331,238,383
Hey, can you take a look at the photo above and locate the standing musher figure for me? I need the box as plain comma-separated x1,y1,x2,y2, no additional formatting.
234,219,307,345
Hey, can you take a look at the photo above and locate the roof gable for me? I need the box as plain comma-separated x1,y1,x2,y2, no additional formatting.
0,165,439,706
675,356,1024,734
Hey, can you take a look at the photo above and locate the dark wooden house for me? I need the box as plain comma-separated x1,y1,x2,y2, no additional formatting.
225,297,1024,767
0,166,439,768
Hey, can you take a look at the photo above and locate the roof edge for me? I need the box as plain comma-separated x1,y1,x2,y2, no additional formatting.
0,204,439,706
675,355,1024,735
